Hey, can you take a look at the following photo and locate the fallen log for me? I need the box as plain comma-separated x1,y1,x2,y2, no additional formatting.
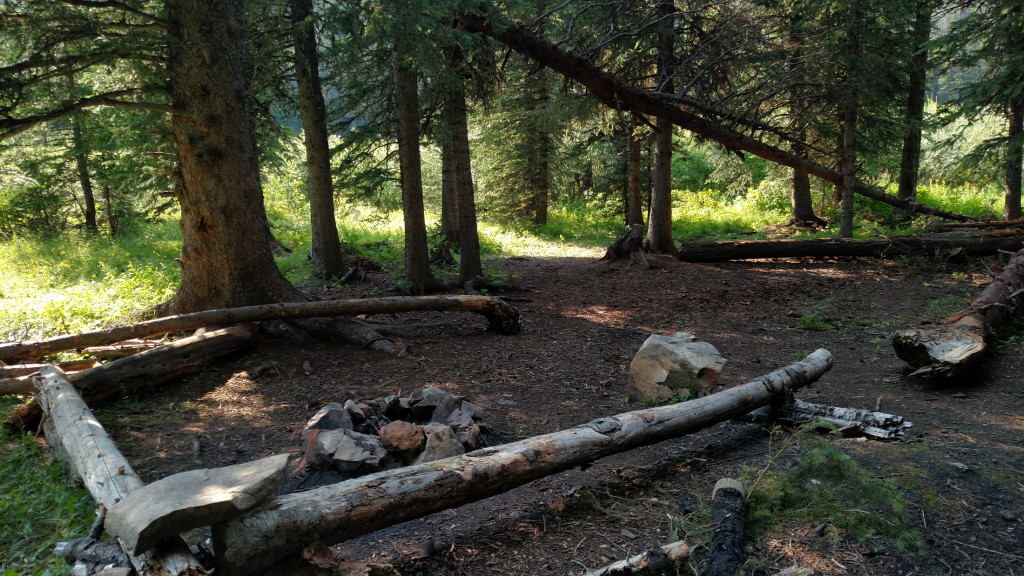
212,349,833,575
36,365,204,575
740,398,912,440
892,248,1024,375
1,359,99,395
78,339,166,360
585,540,690,575
708,478,746,576
0,295,521,364
4,325,255,432
677,230,1024,262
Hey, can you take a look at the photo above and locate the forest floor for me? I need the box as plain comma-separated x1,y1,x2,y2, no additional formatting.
93,253,1024,576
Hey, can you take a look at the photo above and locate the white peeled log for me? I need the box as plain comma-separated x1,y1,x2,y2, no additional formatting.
213,349,833,575
36,365,204,576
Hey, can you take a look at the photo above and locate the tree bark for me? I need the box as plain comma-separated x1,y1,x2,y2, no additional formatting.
291,0,346,279
5,325,255,432
898,0,932,202
646,1,677,254
212,349,833,575
166,0,303,313
445,53,483,288
455,13,974,222
603,223,648,267
708,478,746,576
678,230,1024,262
393,37,441,293
893,248,1024,375
838,0,861,239
36,365,204,575
1004,95,1023,221
0,295,521,364
439,109,460,243
529,68,553,226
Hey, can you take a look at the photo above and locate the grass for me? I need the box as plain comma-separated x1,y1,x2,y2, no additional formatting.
743,426,926,556
0,397,94,575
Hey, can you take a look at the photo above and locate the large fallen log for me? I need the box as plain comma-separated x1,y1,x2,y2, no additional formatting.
36,365,204,575
0,295,521,364
212,349,833,575
892,248,1024,375
4,324,255,432
0,359,99,395
677,230,1024,262
457,12,973,223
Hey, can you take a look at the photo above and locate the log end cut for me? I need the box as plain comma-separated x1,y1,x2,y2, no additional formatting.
891,326,986,376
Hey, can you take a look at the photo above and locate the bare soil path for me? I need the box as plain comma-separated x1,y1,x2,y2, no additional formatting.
94,254,1024,575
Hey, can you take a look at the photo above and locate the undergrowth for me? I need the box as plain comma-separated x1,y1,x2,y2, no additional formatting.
0,396,94,575
743,425,926,557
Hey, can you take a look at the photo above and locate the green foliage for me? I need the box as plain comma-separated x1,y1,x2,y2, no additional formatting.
745,431,925,555
798,308,834,331
0,410,94,576
926,294,965,321
0,223,180,340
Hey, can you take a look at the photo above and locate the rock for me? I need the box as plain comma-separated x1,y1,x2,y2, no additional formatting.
106,453,289,555
379,420,426,456
410,387,458,421
412,423,465,464
447,408,482,449
382,395,410,421
429,394,458,424
318,428,389,474
298,428,329,470
303,403,353,436
344,399,367,424
460,400,484,420
628,332,726,402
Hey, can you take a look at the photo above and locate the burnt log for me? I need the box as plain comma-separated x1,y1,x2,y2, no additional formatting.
0,295,520,364
212,349,833,575
4,325,255,432
708,478,746,576
677,230,1024,262
893,248,1024,375
36,365,203,575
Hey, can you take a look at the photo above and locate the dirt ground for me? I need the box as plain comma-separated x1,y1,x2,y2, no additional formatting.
94,253,1024,576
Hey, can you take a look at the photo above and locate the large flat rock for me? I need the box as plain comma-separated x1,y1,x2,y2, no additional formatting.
106,453,289,555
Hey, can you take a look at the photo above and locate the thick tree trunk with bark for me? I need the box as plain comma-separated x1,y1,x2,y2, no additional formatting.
444,56,483,288
0,295,520,364
37,365,204,575
603,223,648,267
646,1,677,254
394,38,441,293
898,0,932,202
838,0,861,239
5,325,255,432
212,350,832,574
455,13,974,222
292,0,346,278
166,0,302,313
893,248,1024,375
439,112,460,243
1005,96,1023,221
678,230,1024,262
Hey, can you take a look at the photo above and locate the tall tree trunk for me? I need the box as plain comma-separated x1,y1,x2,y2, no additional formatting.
898,0,932,201
1004,96,1023,221
790,141,817,224
627,114,645,227
291,0,346,278
439,111,460,243
394,40,440,293
786,16,819,225
838,0,861,239
530,69,552,226
102,183,116,238
646,0,677,254
449,78,482,287
71,115,98,235
166,0,302,314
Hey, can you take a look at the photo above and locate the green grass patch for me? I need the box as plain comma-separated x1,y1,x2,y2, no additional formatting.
744,429,925,555
0,398,94,575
